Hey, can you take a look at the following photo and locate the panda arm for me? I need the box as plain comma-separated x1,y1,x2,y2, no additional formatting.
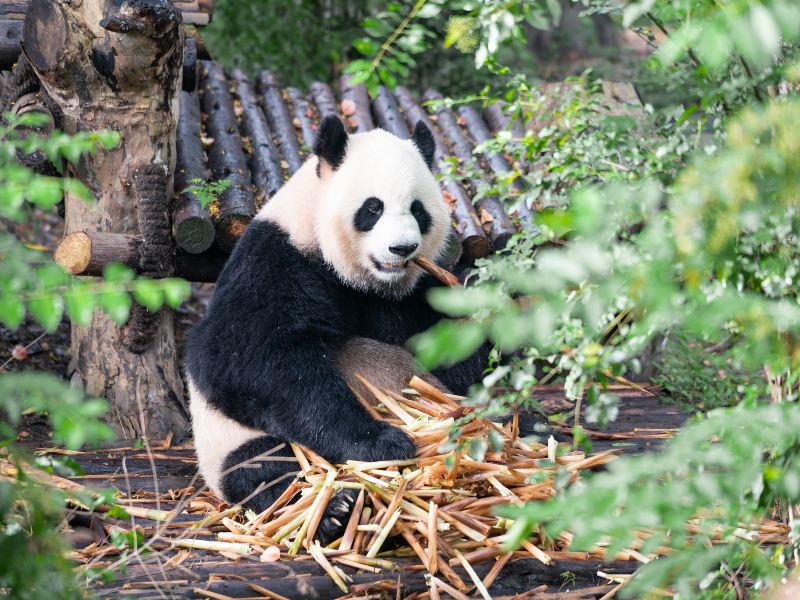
187,221,415,463
396,276,491,396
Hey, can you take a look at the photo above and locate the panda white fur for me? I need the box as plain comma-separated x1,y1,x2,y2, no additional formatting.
185,116,488,540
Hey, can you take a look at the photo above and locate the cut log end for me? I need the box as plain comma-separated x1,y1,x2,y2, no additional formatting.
175,215,216,254
54,231,91,275
215,214,251,251
461,236,492,264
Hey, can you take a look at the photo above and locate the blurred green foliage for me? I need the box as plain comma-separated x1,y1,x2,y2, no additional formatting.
0,113,191,597
205,0,490,93
652,332,753,412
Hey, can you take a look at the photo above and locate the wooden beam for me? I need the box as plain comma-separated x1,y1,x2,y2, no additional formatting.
55,231,228,283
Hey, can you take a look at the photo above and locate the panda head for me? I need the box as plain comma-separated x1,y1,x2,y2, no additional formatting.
312,115,450,297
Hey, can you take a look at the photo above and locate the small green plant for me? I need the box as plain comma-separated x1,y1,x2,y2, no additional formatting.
180,177,232,210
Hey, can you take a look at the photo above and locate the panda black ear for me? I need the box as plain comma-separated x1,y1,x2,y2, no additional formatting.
411,120,436,170
314,115,348,173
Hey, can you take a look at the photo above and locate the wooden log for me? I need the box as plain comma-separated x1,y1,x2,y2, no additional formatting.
26,0,188,437
55,231,228,283
395,86,489,262
483,101,526,140
55,232,139,277
181,35,197,92
199,60,255,251
0,2,27,17
256,70,303,175
424,90,516,250
174,90,215,254
457,104,534,227
309,81,338,118
230,69,283,205
285,86,316,155
372,85,408,139
0,19,22,70
340,72,373,133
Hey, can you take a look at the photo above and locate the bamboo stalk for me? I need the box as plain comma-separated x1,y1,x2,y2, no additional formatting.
454,549,492,600
413,256,460,287
427,501,439,574
309,541,349,594
481,552,513,590
339,489,365,552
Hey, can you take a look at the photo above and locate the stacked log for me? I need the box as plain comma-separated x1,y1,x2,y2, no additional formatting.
309,81,338,118
199,61,255,251
457,104,534,227
424,90,516,250
372,86,409,140
340,73,373,133
55,231,228,283
257,70,303,175
230,69,283,205
286,86,317,154
395,86,490,263
173,91,215,254
49,61,629,281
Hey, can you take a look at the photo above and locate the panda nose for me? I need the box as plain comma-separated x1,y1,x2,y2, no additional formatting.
389,243,418,257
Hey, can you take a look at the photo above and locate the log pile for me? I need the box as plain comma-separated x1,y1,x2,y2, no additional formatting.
51,63,547,280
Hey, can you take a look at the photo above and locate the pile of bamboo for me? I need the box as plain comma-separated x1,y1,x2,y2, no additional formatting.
213,375,622,596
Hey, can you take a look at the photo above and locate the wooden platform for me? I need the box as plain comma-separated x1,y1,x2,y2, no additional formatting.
27,386,684,599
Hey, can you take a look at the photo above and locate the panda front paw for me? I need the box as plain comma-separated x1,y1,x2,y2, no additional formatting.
316,488,359,546
352,423,416,462
375,424,417,461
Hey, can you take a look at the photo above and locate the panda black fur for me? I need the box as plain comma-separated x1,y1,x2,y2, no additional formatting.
185,116,488,539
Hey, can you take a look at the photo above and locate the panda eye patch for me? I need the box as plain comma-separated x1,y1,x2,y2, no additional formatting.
354,197,384,232
410,200,432,234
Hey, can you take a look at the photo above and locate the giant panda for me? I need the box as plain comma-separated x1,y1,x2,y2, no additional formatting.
185,115,488,540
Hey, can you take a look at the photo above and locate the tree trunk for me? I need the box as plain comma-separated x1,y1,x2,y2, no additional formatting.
23,0,189,438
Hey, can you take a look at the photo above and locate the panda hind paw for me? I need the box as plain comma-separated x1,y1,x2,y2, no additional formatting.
316,488,359,546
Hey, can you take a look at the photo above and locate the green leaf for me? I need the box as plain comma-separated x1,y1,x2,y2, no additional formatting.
132,279,164,312
103,263,135,284
0,295,25,329
488,428,504,453
410,319,486,370
468,438,487,461
353,37,379,56
99,289,132,325
64,178,93,202
160,278,191,308
27,177,63,209
65,284,97,326
28,292,64,331
36,263,68,290
96,131,121,150
378,67,398,89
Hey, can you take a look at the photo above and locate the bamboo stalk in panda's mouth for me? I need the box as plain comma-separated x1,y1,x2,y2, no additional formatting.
413,256,460,287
